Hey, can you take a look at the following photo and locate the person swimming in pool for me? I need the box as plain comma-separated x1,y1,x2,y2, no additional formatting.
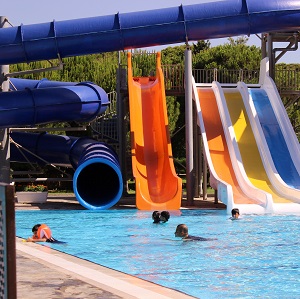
174,224,216,241
230,208,240,220
26,223,64,243
160,211,170,223
152,211,161,223
152,210,170,223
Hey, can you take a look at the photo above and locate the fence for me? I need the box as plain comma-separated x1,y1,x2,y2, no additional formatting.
164,64,300,93
275,64,300,93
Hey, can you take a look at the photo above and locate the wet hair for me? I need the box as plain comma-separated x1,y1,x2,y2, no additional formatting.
32,224,41,233
176,224,189,237
152,211,160,223
160,211,170,222
231,208,240,216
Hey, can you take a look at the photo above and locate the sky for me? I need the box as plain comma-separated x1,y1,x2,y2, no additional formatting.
1,0,299,63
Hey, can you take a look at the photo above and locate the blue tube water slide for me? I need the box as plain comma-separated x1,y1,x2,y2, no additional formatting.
9,78,77,90
1,80,108,127
1,0,300,65
10,132,123,210
2,0,300,210
7,78,125,210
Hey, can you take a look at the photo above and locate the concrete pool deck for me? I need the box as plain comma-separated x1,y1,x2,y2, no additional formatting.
15,193,226,298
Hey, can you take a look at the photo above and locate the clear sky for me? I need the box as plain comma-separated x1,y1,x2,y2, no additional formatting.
1,0,299,63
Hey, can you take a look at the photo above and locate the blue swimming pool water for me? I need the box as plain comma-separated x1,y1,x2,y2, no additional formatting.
16,209,300,299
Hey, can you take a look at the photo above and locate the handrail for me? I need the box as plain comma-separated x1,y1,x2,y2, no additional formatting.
105,64,300,94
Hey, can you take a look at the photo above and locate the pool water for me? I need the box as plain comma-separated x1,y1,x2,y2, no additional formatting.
16,209,300,299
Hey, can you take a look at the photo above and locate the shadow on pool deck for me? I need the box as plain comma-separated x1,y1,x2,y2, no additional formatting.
15,193,225,299
15,192,226,211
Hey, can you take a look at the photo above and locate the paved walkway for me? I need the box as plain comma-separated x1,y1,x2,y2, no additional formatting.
15,194,225,298
17,245,122,299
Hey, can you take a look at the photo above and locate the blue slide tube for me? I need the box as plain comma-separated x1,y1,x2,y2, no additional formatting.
7,79,125,210
9,78,77,90
10,132,123,210
0,81,109,127
0,0,300,64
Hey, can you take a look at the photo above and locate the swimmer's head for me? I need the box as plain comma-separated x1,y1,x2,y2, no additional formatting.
32,224,41,233
152,211,160,223
175,224,188,238
231,208,240,218
160,211,170,222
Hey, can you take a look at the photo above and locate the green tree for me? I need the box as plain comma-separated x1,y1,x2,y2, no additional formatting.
193,37,261,70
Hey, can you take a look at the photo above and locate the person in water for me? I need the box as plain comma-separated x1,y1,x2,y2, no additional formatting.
230,208,240,220
160,211,170,223
152,211,161,223
27,224,60,243
174,224,216,241
152,210,170,223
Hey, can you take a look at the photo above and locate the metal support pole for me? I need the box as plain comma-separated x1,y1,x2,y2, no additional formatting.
199,134,203,197
261,33,267,59
267,33,275,79
194,108,200,198
203,150,207,200
116,53,127,194
184,48,194,205
0,16,10,184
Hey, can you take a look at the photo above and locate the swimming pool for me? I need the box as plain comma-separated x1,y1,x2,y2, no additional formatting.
15,209,300,299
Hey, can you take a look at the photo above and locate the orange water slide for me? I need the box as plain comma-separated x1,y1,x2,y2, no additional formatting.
196,87,259,205
127,52,182,210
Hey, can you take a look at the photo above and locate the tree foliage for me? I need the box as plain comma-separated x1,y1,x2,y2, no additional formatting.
192,36,261,70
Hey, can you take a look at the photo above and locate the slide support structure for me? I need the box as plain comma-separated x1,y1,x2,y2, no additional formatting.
0,16,10,184
185,48,194,205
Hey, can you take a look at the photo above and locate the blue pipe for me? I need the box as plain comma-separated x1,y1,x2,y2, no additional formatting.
9,78,76,90
7,80,124,210
0,0,300,65
0,81,109,128
10,132,123,210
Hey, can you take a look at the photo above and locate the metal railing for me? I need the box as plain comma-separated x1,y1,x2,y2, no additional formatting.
118,64,300,93
162,65,260,92
90,91,119,143
275,64,300,93
164,64,300,93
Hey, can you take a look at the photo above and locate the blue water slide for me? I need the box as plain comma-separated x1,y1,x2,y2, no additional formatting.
0,81,109,127
7,79,125,210
10,132,123,210
249,89,300,189
9,78,77,90
0,0,300,64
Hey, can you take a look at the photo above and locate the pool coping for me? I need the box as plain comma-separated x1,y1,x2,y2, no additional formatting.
16,237,197,299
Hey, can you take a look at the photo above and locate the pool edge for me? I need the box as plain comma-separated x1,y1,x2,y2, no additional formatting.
16,237,197,299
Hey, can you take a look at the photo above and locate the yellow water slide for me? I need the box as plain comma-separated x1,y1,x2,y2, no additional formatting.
127,52,182,210
196,88,258,205
223,88,292,204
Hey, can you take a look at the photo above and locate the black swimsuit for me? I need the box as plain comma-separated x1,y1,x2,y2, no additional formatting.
46,238,66,244
185,235,215,241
